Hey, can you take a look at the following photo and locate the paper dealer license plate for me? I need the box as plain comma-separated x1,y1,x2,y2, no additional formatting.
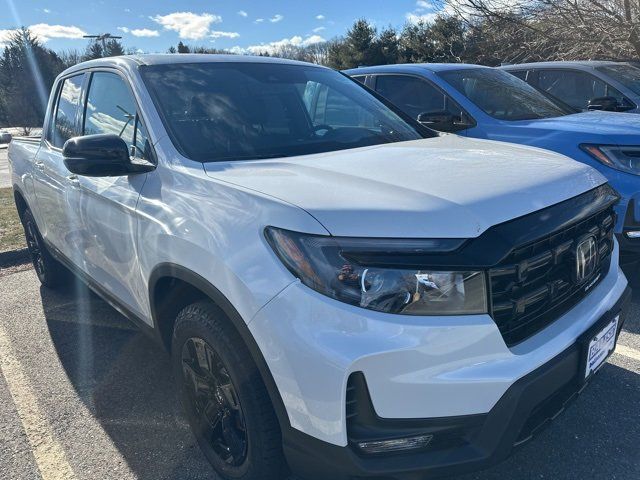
584,315,619,379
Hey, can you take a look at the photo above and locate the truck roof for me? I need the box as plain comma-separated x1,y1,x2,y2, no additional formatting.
59,53,326,77
344,63,488,75
500,60,626,70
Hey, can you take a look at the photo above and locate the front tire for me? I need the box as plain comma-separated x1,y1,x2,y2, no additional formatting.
21,209,68,288
172,301,287,480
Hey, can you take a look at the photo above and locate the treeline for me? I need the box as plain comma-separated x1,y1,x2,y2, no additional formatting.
1,1,639,129
0,28,133,130
165,17,521,68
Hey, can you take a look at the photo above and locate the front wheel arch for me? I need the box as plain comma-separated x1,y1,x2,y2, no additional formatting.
148,263,291,434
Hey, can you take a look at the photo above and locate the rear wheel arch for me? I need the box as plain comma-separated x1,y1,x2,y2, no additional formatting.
12,186,29,221
148,263,291,431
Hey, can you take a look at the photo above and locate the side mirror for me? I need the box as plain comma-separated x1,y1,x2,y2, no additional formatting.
417,111,466,133
62,134,155,177
587,96,620,112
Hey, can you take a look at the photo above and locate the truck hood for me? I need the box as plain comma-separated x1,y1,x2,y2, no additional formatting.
204,135,606,238
510,111,640,141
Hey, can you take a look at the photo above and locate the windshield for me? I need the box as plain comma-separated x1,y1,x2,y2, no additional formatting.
597,64,640,95
140,62,429,162
438,68,571,121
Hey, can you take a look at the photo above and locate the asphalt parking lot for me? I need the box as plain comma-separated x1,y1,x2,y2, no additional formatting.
0,266,639,480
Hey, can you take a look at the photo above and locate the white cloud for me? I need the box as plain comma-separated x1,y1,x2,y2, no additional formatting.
405,12,438,24
28,24,88,42
316,14,325,20
117,26,130,33
124,8,131,13
131,28,159,37
241,34,326,55
312,26,325,33
210,30,239,39
151,12,222,40
237,10,248,17
303,35,325,45
0,24,88,48
0,29,17,49
254,18,264,23
43,8,51,13
416,0,432,9
269,14,284,23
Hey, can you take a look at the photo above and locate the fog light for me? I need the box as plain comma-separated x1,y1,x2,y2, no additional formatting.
625,230,640,239
356,434,433,454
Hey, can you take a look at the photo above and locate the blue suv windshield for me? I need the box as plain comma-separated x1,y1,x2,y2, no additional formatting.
140,62,430,162
439,68,571,121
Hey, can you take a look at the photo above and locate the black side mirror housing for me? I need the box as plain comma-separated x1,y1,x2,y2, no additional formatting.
417,111,466,133
587,96,620,112
62,134,155,177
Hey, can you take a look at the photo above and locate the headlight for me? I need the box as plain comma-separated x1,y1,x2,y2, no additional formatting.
581,144,640,175
265,227,487,315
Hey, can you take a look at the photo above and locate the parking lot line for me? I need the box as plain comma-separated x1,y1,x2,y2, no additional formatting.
0,322,77,480
616,343,640,362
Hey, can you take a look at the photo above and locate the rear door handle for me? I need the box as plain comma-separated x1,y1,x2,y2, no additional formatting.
34,161,44,171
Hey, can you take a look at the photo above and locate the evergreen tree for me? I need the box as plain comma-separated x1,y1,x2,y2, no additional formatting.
104,39,125,57
0,28,64,129
84,41,104,60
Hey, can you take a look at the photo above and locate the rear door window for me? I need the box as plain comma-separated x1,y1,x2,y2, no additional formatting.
373,74,462,120
51,74,85,148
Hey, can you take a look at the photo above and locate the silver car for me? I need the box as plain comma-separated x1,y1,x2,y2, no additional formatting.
0,130,12,144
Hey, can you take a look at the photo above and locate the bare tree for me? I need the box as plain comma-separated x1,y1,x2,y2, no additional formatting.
448,0,640,60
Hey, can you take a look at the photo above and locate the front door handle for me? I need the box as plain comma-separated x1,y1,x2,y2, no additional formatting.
34,161,44,171
67,174,80,186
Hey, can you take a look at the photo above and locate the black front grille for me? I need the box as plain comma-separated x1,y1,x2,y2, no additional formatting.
489,205,616,347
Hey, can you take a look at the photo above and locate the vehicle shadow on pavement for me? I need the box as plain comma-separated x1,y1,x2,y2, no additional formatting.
39,280,219,480
452,361,640,480
37,279,639,480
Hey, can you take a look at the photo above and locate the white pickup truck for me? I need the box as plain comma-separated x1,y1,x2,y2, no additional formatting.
9,55,630,480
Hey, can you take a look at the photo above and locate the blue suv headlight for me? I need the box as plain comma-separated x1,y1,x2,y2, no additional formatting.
581,144,640,175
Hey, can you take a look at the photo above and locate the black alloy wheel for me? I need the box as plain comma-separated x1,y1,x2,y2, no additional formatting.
21,209,67,288
24,214,46,279
181,336,249,467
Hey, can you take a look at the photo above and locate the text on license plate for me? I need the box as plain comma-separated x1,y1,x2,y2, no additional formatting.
585,315,619,379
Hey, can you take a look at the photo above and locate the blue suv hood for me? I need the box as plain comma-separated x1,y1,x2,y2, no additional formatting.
509,111,640,142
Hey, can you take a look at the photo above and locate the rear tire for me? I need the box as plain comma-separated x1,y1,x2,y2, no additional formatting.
21,209,68,289
172,300,287,480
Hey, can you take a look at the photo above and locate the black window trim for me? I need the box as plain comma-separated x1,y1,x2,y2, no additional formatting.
44,72,88,152
369,72,477,131
78,67,157,164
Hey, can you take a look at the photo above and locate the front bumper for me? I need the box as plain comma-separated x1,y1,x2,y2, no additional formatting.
283,286,631,479
249,241,628,448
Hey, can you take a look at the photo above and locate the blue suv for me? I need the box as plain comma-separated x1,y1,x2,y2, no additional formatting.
345,64,640,266
501,61,640,114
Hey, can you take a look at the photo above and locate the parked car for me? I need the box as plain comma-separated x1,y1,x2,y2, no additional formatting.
500,61,640,113
0,130,12,144
10,55,630,480
346,63,640,266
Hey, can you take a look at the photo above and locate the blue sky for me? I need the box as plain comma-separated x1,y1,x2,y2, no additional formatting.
0,0,442,54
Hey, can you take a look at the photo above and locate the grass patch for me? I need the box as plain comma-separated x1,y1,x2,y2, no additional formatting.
0,187,25,253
